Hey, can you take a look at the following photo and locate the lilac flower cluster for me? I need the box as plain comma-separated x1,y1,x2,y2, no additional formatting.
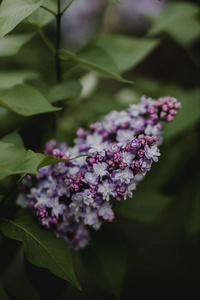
17,96,181,250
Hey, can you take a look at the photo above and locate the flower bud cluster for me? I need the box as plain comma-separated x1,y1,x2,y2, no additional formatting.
17,96,181,249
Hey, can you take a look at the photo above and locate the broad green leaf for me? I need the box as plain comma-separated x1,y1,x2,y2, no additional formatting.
0,0,44,39
59,45,133,84
20,151,87,176
0,132,87,180
0,209,81,289
116,189,170,222
0,70,39,89
20,150,70,175
92,35,159,73
0,32,35,56
0,84,61,116
0,280,10,300
148,2,200,45
26,0,56,27
48,80,82,103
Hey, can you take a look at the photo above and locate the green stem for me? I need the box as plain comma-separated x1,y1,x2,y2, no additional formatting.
61,0,75,16
55,0,62,82
41,5,57,16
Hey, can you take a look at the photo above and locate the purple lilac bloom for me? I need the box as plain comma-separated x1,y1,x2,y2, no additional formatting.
17,95,181,250
98,180,116,201
144,145,161,162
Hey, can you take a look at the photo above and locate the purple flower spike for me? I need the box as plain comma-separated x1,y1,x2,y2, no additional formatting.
17,94,181,249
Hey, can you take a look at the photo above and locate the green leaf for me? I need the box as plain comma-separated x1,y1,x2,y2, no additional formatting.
0,70,39,89
0,131,87,180
0,84,61,116
48,80,82,103
0,0,44,39
0,280,10,300
116,189,170,222
59,45,133,84
92,35,159,73
20,150,69,175
148,2,200,45
25,0,56,27
0,209,81,289
0,32,35,56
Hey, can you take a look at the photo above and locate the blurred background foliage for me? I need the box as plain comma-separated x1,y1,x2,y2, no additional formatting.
0,0,199,299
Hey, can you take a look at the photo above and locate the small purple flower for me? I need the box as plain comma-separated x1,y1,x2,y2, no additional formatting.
93,162,109,179
35,194,50,208
72,190,94,206
130,116,146,132
50,198,66,218
124,180,136,200
86,132,103,146
83,172,99,187
144,145,160,162
52,162,67,174
98,180,116,201
83,206,98,226
113,110,131,126
88,143,107,156
116,129,135,145
98,202,114,221
140,158,152,172
144,124,162,136
130,138,141,151
112,168,134,184
121,151,135,166
128,104,141,117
